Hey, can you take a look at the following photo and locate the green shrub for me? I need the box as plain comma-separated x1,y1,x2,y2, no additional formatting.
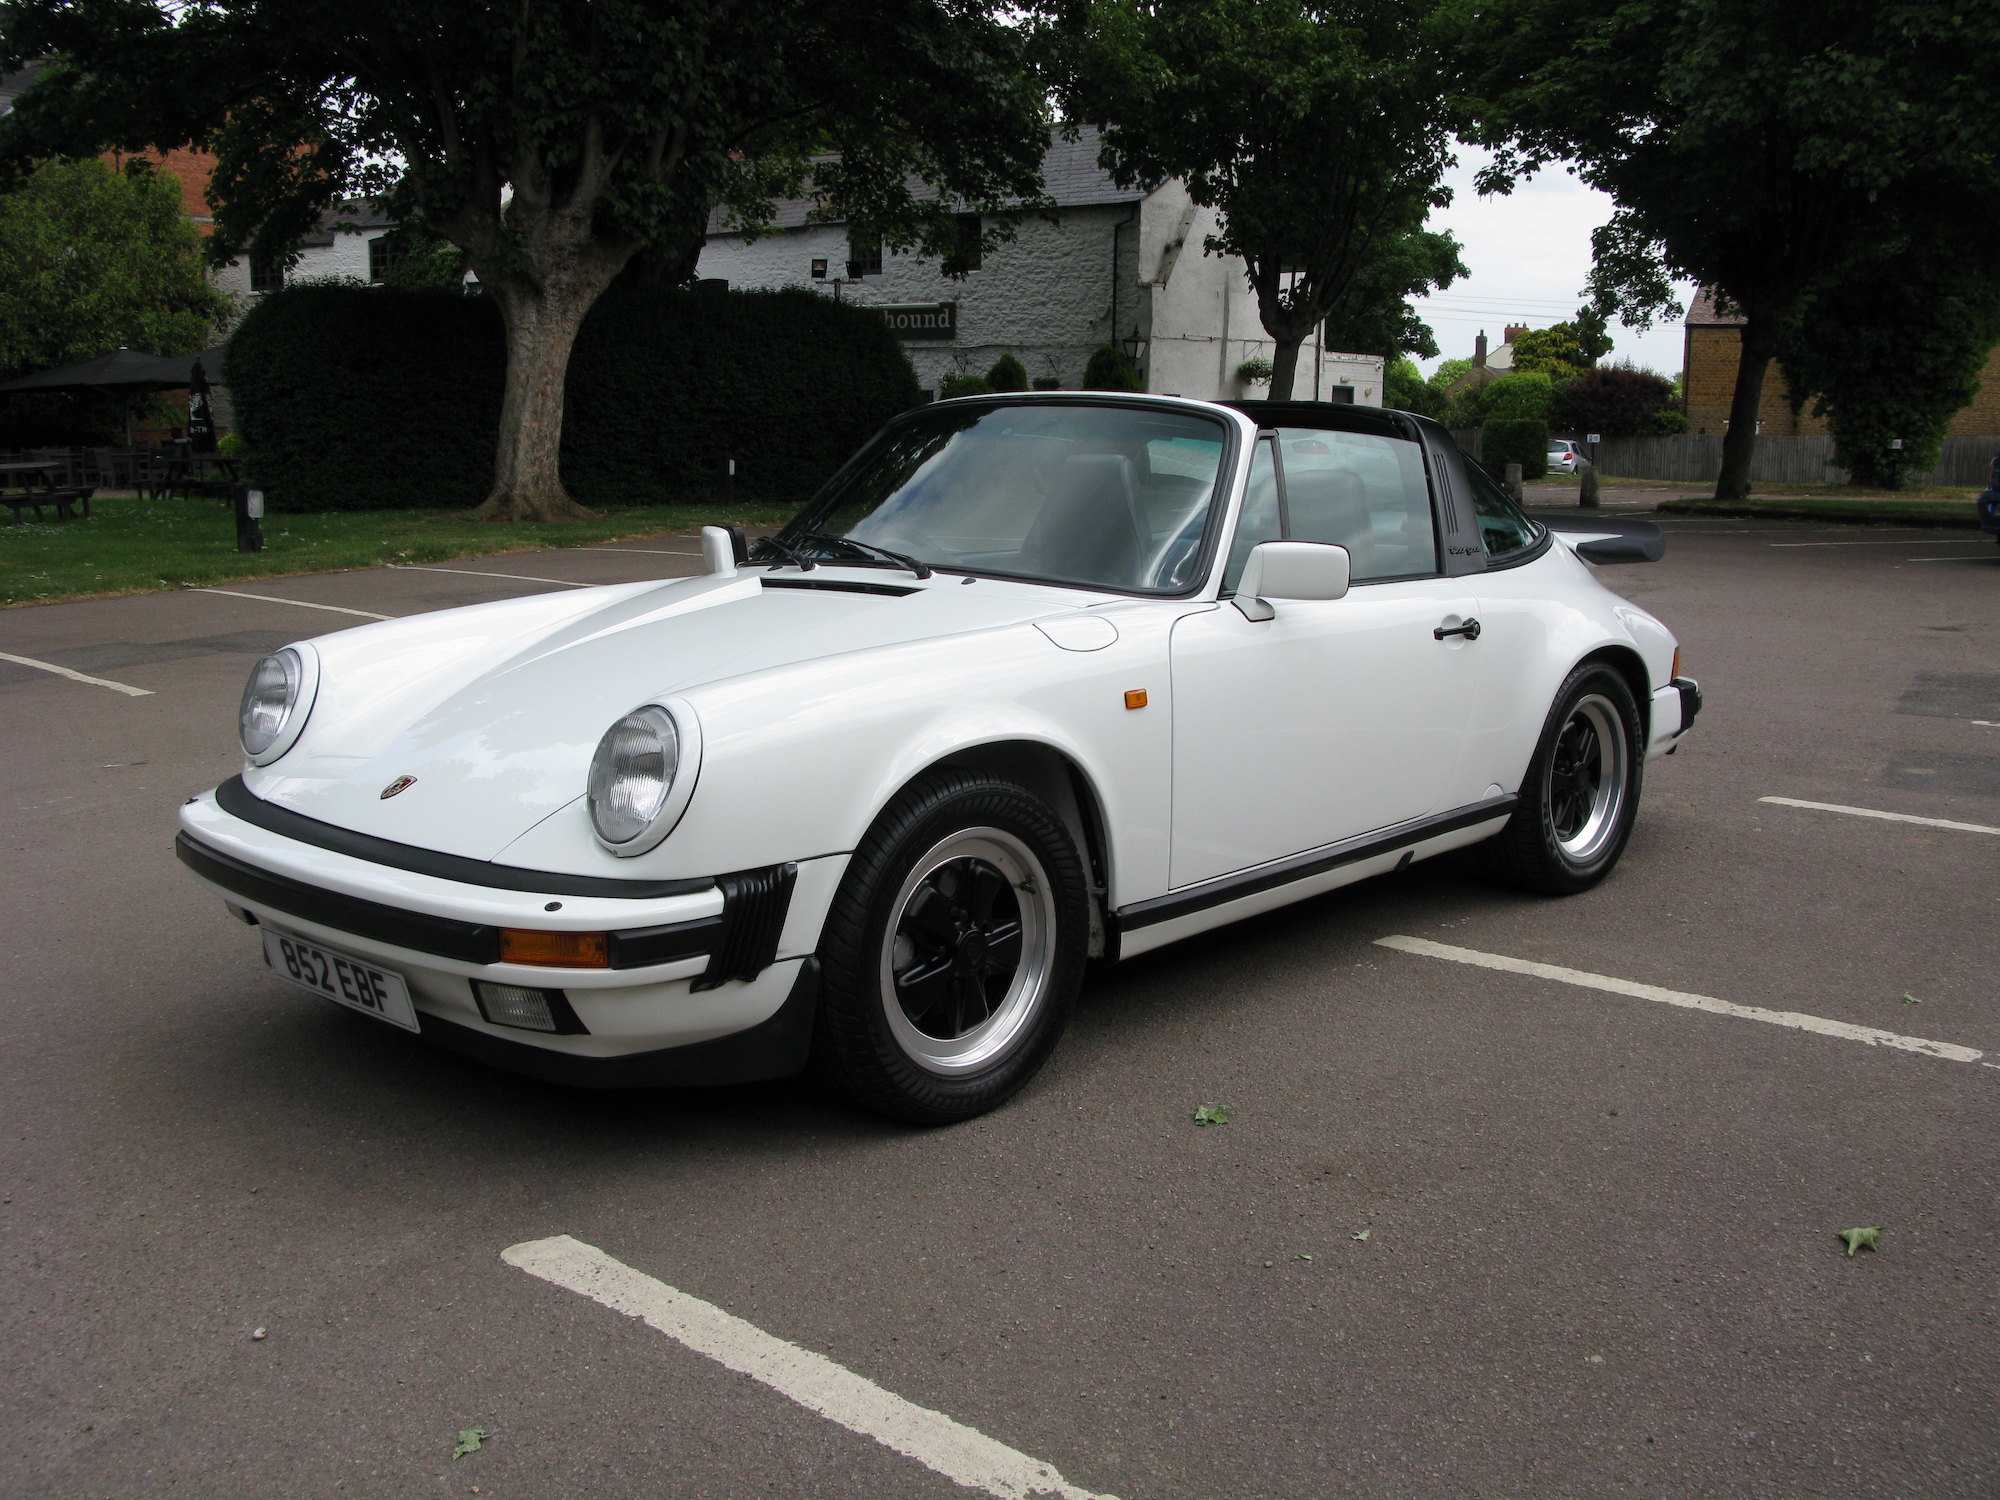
1645,408,1690,435
1083,343,1143,392
1482,370,1553,421
1385,357,1442,417
226,284,919,511
985,354,1028,392
1032,376,1062,391
1480,417,1548,480
216,431,248,459
939,373,996,399
1234,356,1273,387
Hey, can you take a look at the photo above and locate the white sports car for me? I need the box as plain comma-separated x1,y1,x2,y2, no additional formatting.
178,395,1700,1123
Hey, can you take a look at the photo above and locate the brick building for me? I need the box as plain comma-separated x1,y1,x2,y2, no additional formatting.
1682,286,2000,436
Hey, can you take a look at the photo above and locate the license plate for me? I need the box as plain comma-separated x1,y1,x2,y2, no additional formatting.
263,930,420,1032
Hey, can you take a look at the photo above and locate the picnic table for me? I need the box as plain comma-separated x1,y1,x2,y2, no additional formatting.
1,459,95,524
154,452,241,502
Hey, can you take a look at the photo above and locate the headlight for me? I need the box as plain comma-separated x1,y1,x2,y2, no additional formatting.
589,705,681,847
240,648,303,759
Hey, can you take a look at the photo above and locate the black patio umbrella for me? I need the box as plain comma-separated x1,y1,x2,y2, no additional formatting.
0,344,228,394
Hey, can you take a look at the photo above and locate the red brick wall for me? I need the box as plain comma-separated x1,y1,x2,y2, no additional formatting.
104,146,217,232
1685,324,2000,437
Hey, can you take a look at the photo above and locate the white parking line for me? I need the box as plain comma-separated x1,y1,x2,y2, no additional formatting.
1758,796,2000,836
1908,556,1994,564
195,588,394,620
1375,935,1989,1067
591,545,703,556
503,1235,1117,1500
389,564,590,587
0,651,153,696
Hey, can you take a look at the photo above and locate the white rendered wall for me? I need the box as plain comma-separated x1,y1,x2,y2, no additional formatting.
211,230,387,300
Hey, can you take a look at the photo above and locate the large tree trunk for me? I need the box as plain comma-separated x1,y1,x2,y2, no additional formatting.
1267,335,1308,401
1716,308,1780,501
473,268,619,522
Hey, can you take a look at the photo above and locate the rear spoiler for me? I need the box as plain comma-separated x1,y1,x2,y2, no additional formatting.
1524,512,1666,565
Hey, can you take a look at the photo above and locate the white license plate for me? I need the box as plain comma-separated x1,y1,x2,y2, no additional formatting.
263,930,420,1032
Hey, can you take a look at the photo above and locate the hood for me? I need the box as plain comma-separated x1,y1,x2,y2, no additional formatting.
246,568,1098,859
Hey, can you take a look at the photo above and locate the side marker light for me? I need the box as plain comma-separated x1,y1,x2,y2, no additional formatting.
1124,689,1149,710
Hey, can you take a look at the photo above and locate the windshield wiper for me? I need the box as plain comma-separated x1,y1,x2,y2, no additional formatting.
753,534,815,571
799,532,933,580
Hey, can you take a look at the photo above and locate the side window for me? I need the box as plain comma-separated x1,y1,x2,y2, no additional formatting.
1461,459,1542,558
1222,438,1283,593
1278,428,1438,581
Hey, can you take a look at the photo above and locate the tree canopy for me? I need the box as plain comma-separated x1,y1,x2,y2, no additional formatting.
1,0,1051,518
1052,0,1460,398
0,156,228,379
1455,0,2000,498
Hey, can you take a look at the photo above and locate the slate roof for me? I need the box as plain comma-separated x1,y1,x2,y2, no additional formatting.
0,62,45,115
706,124,1144,234
1686,286,1744,326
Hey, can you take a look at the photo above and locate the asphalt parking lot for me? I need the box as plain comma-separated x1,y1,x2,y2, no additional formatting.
3,517,1997,1499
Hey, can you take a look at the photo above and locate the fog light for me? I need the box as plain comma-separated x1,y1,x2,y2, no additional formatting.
473,981,585,1034
498,928,609,967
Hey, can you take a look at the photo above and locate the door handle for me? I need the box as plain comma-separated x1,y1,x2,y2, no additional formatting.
1434,617,1482,641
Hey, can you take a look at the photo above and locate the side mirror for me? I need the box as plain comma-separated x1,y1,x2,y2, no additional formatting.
1234,541,1350,620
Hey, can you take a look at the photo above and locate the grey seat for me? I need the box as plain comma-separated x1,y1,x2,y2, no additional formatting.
1284,468,1376,577
1014,454,1149,587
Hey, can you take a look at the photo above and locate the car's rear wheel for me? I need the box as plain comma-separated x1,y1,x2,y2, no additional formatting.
1479,662,1643,895
811,769,1089,1124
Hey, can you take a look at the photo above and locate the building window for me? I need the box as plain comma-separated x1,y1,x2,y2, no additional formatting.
846,232,882,279
368,235,395,283
942,213,982,276
249,253,285,293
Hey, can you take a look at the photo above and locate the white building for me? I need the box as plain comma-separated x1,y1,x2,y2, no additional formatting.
209,203,405,298
696,129,1384,405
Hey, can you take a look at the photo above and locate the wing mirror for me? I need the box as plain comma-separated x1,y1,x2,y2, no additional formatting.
1233,541,1350,620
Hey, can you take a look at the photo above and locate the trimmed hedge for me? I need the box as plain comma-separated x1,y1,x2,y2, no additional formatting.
226,284,920,511
1480,417,1548,480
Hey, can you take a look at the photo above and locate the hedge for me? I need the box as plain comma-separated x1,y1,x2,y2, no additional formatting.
225,284,920,511
1480,417,1548,480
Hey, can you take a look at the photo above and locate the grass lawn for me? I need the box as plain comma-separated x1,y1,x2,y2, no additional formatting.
0,492,799,607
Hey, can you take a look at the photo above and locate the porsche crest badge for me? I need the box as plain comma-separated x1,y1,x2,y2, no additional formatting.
379,775,418,799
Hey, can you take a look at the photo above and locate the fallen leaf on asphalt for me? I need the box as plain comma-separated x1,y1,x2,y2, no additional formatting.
1902,993,1922,1005
1352,1229,1371,1242
453,1429,486,1460
1293,1253,1313,1262
1192,1104,1229,1126
250,1327,266,1341
1838,1227,1882,1257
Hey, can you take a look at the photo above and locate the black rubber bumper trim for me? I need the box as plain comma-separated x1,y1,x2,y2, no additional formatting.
178,832,502,963
423,957,820,1089
1115,795,1519,933
213,776,715,900
1672,676,1703,736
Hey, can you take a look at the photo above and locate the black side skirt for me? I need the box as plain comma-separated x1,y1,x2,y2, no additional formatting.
1115,795,1517,933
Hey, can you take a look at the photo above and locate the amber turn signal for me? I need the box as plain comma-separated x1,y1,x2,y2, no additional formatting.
1671,647,1681,679
499,928,610,968
1124,688,1148,710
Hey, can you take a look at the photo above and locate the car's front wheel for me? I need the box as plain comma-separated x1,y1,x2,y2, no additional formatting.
1479,662,1643,895
811,769,1090,1124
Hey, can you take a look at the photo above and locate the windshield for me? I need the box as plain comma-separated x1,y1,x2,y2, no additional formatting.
766,402,1232,593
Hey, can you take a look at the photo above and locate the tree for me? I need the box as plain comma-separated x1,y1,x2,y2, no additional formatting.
0,156,228,377
1385,356,1441,416
1509,322,1590,380
1550,363,1676,438
1,0,1050,521
1054,0,1456,399
1782,238,2000,489
1317,225,1466,363
1456,0,2000,499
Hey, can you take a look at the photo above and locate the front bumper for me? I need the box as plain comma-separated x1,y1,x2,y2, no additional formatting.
177,785,845,1086
1645,675,1702,759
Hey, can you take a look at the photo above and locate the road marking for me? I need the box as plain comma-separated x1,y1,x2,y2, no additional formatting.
1758,795,2000,836
1374,935,1986,1066
1768,538,1985,547
1908,555,1995,563
195,588,394,620
503,1235,1117,1500
591,545,703,556
0,651,153,696
389,564,590,587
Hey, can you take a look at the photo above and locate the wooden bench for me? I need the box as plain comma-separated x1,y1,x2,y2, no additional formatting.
4,486,96,524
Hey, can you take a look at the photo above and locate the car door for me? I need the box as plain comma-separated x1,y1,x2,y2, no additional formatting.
1168,427,1482,889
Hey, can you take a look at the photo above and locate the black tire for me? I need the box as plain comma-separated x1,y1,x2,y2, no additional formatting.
1478,662,1644,895
811,769,1090,1124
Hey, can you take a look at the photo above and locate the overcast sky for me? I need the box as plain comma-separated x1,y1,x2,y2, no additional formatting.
1405,146,1697,381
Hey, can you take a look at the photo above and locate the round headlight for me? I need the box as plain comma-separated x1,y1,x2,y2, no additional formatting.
589,705,680,846
240,648,302,757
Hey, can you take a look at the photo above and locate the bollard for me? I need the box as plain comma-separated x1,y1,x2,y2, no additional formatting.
232,484,265,553
1580,467,1601,509
1504,462,1523,502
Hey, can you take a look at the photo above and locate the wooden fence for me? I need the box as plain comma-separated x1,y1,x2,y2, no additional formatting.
1450,428,2000,487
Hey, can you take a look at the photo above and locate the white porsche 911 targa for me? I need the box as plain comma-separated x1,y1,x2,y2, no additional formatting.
179,394,1700,1123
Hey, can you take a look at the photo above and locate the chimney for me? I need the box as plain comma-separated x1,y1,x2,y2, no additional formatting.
1504,324,1529,346
1473,331,1487,368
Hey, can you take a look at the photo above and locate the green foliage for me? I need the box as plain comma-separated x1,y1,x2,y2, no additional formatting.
371,226,472,292
1645,408,1688,435
1235,356,1274,386
226,285,919,511
1318,227,1467,361
1192,1104,1229,1125
1837,1227,1881,1257
1509,324,1589,379
984,353,1029,392
216,432,248,459
1480,417,1548,480
1054,0,1458,386
1031,376,1062,390
1083,343,1143,392
1430,357,1472,389
1385,357,1443,417
0,157,228,378
1550,364,1676,437
1481,371,1553,421
939,373,996,399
